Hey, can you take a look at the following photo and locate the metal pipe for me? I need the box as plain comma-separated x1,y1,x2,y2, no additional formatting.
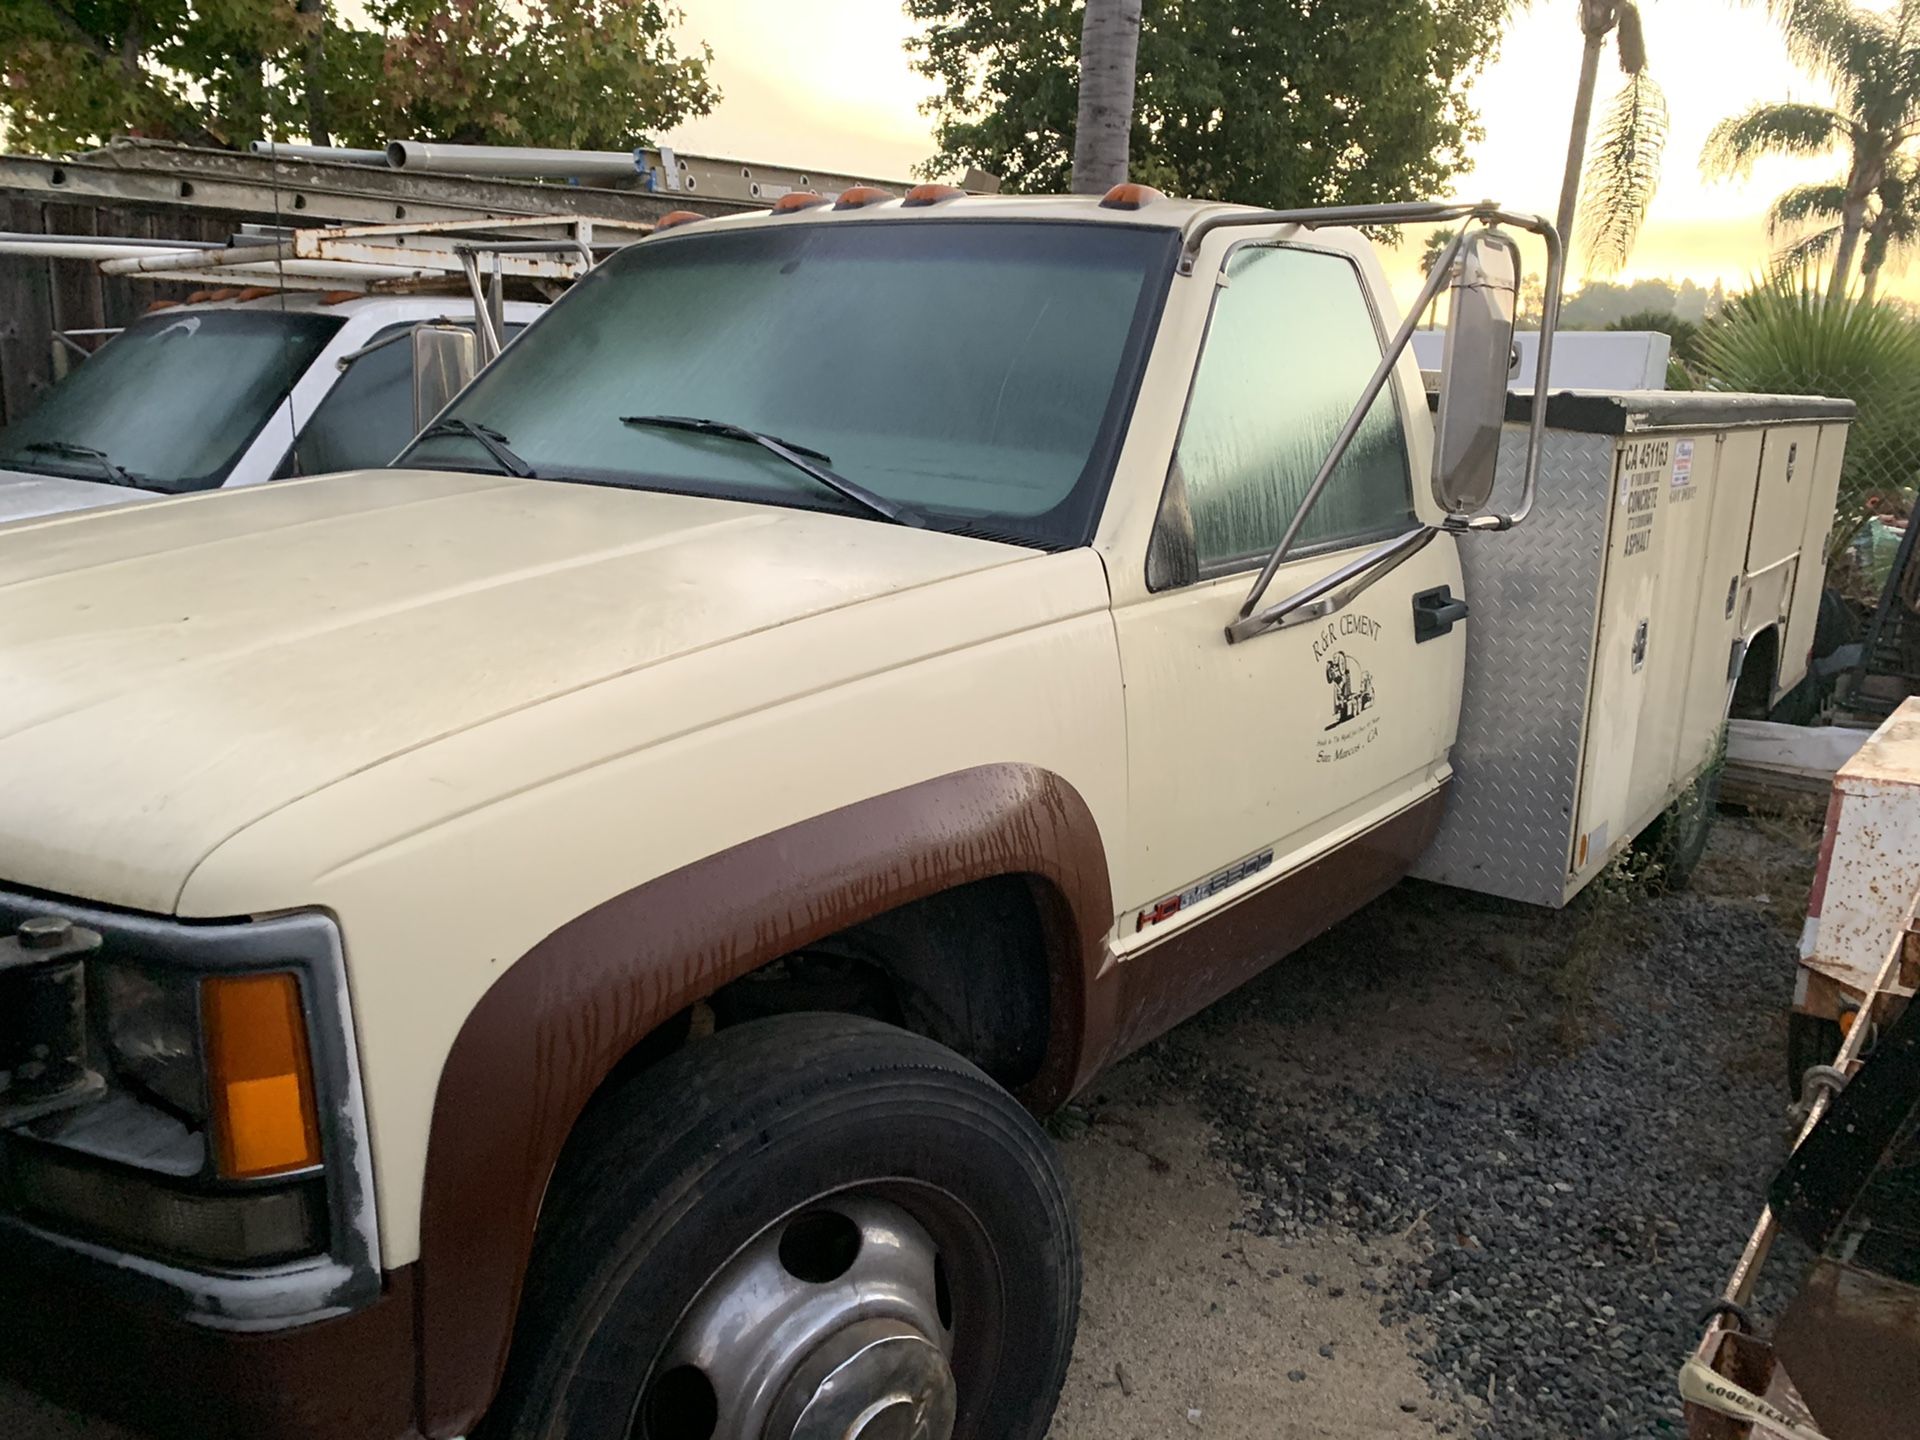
0,235,221,262
386,141,639,181
248,141,390,166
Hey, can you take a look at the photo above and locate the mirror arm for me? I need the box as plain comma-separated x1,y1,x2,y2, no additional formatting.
458,251,504,363
1234,228,1468,625
1226,528,1436,645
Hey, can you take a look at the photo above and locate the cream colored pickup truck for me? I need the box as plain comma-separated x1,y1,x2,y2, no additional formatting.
0,188,1844,1440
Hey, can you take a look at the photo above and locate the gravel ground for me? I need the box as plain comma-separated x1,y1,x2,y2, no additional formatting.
1054,813,1818,1439
4,815,1819,1440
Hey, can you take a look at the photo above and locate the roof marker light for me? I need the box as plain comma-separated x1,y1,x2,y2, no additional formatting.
653,210,706,232
1100,183,1166,210
773,191,829,213
833,185,896,210
903,183,966,207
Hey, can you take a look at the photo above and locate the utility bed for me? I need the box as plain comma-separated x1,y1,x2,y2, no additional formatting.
1414,389,1853,906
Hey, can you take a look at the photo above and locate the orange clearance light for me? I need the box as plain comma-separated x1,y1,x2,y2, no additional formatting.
653,210,706,232
143,299,180,313
1100,183,1166,210
903,183,965,207
204,972,322,1179
318,289,361,306
773,191,829,213
232,286,276,302
833,185,896,210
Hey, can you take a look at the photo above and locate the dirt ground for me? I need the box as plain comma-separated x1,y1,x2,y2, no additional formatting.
1,813,1820,1440
1045,1085,1471,1440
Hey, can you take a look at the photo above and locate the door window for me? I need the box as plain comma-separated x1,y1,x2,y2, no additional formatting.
284,322,520,478
1165,245,1414,579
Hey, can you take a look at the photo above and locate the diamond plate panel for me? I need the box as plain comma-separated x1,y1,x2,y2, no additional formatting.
1411,427,1619,906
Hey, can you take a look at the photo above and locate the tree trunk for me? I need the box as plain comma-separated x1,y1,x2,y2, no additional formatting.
1828,171,1873,303
1071,0,1143,195
1555,26,1609,263
1861,257,1881,305
298,0,331,147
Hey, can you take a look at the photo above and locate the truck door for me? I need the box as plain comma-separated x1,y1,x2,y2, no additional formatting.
1108,242,1463,944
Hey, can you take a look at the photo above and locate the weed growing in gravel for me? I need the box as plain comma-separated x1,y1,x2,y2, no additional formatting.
1556,850,1665,1048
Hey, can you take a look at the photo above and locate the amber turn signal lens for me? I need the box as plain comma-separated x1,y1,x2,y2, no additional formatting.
833,185,895,209
902,183,965,207
1099,183,1166,210
203,973,322,1179
773,191,829,212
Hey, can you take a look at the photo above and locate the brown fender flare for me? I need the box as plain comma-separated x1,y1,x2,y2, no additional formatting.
413,763,1115,1436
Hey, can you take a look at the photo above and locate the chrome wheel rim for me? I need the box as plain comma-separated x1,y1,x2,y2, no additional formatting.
634,1194,959,1440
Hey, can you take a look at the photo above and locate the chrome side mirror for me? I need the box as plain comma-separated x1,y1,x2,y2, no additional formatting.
1431,229,1521,515
411,324,480,430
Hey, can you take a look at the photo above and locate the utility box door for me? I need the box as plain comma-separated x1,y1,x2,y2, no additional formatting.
1747,425,1821,573
1570,431,1727,879
1777,422,1849,694
1677,430,1764,762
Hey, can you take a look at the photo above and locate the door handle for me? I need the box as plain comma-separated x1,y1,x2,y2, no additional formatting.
1413,585,1469,643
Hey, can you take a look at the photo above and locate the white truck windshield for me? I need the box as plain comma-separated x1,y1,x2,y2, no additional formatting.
0,309,340,494
401,220,1177,548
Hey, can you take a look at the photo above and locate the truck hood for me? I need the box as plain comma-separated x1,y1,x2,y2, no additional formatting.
0,467,157,524
0,469,1030,912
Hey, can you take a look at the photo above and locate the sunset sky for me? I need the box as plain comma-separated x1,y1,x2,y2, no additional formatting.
660,0,1914,300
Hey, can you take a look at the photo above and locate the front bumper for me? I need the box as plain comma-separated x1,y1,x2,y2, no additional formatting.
0,1228,419,1440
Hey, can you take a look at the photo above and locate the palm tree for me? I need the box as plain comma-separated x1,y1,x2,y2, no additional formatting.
1702,0,1920,302
1766,155,1920,303
1070,0,1143,194
1557,0,1669,273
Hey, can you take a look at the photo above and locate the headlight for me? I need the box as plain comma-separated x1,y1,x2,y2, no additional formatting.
95,961,206,1123
0,898,378,1316
6,931,327,1267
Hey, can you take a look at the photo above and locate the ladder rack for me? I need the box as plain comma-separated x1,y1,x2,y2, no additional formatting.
7,215,653,294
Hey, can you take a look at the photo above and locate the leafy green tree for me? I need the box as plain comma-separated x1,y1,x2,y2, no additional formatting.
905,0,1509,206
0,0,718,155
1702,0,1920,302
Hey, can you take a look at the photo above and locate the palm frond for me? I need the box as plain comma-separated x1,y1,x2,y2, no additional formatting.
1754,0,1897,95
1580,71,1668,274
1768,180,1850,234
1771,224,1841,277
1701,101,1848,177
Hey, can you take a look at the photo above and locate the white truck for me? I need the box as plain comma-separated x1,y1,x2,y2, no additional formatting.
0,186,1847,1440
0,289,541,523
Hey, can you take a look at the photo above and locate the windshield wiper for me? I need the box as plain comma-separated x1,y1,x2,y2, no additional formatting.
619,414,922,527
416,418,535,478
17,441,143,487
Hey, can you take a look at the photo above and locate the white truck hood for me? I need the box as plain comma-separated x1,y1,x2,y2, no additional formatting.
0,467,157,524
0,469,1029,912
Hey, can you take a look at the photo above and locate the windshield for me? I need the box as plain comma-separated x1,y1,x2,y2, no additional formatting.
400,219,1177,548
0,308,340,493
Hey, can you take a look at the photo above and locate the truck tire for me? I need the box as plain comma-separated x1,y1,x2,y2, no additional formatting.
474,1013,1080,1440
1640,765,1722,891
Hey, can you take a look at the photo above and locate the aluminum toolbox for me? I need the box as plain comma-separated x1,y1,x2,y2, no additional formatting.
1412,390,1854,907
